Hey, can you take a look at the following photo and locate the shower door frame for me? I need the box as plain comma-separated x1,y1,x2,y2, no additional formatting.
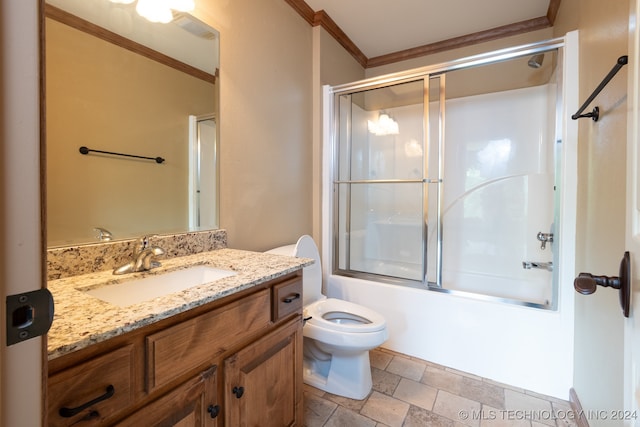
329,37,566,309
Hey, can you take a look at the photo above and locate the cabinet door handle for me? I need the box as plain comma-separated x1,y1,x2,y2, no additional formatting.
232,386,244,398
59,384,115,418
283,293,300,303
207,404,220,418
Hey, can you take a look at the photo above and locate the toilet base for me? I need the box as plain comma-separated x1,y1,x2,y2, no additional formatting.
302,349,373,400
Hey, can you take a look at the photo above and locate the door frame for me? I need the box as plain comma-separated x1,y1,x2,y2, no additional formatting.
625,0,640,420
0,0,47,426
188,113,217,230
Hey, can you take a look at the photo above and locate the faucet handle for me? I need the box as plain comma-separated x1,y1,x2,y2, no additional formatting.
536,232,554,250
134,246,165,271
136,235,158,252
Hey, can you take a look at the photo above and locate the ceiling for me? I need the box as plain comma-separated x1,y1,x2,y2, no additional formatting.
295,0,558,67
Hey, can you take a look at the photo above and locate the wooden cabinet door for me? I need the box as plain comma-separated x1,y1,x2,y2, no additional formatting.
224,317,303,427
117,366,219,427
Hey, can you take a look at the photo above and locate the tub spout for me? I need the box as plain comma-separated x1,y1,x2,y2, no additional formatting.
522,261,553,271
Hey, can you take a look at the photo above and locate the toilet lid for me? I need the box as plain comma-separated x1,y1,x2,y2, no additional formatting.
294,235,324,306
305,298,387,333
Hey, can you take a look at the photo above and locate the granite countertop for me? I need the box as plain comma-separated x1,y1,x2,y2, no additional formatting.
47,248,312,360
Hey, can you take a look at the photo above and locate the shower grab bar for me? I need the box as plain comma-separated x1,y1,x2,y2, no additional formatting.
334,178,442,184
79,146,165,164
571,55,628,121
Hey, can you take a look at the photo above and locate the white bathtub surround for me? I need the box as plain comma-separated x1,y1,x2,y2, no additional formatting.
325,274,575,399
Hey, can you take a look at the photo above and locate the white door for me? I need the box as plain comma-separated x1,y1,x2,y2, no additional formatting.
188,114,218,231
0,1,46,426
626,0,640,422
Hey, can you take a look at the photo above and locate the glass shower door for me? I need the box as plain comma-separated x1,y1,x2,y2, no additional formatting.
330,41,562,308
334,79,437,284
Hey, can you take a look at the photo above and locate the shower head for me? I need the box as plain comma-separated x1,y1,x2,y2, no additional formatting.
528,54,544,69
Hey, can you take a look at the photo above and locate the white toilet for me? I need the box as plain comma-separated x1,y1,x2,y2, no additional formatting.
267,235,388,400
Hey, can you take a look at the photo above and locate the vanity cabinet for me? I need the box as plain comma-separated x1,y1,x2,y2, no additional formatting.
47,272,303,426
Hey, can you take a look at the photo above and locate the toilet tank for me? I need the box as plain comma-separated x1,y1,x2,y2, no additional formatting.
265,235,324,306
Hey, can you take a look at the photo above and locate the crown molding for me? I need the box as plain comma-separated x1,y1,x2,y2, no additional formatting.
547,0,562,25
285,0,562,68
283,0,315,25
367,16,551,68
313,10,368,67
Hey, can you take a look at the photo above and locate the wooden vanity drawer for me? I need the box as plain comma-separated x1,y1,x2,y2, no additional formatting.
272,276,303,322
48,345,135,427
146,288,271,392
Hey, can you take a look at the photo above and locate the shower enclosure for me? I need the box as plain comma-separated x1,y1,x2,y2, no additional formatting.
331,39,564,308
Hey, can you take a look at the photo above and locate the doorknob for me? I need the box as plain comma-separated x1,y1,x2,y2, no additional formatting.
573,251,630,317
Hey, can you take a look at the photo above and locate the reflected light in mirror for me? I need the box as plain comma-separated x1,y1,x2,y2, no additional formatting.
110,0,195,23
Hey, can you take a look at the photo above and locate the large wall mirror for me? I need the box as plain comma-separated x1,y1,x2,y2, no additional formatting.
45,0,220,247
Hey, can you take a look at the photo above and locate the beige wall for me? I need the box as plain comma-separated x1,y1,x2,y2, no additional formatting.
312,27,366,249
554,0,630,419
46,18,215,246
193,0,314,251
318,27,365,87
193,2,366,252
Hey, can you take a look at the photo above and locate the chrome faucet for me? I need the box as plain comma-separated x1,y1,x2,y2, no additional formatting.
94,227,113,242
113,235,165,275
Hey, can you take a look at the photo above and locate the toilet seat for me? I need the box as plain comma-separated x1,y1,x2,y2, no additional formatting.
305,298,386,333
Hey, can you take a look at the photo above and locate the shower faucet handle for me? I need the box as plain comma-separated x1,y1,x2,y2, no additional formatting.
536,232,554,249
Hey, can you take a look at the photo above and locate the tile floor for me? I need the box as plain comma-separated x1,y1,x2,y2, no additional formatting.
303,348,578,427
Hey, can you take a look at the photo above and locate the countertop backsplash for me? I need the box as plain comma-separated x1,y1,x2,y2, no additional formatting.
47,229,228,281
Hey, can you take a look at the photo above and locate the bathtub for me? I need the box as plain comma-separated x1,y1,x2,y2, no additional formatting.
324,272,574,399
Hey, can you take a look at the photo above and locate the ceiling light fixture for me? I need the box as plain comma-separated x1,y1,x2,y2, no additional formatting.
368,113,399,136
109,0,195,24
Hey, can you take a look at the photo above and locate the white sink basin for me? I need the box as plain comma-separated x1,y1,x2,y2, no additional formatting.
84,265,237,307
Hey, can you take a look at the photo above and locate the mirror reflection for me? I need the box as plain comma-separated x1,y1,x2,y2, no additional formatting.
45,0,220,247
